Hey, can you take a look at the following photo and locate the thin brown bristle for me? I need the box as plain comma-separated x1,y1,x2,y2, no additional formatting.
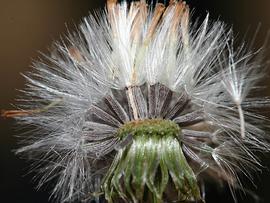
145,3,165,40
107,0,117,14
1,110,34,118
107,0,117,5
131,1,148,41
1,99,62,118
163,1,175,18
171,1,185,32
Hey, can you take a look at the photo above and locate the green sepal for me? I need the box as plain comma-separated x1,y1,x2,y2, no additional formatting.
102,119,201,203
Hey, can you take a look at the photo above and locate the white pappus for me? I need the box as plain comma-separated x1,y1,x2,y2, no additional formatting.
3,0,270,202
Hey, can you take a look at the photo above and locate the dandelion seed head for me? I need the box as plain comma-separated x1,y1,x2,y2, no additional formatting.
6,0,270,202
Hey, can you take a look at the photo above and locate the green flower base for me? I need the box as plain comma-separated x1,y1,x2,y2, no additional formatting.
102,119,201,203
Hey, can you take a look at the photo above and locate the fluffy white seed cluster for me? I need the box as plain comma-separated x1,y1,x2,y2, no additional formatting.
8,0,270,202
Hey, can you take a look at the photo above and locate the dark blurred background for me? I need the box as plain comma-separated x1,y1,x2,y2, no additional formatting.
1,0,270,202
